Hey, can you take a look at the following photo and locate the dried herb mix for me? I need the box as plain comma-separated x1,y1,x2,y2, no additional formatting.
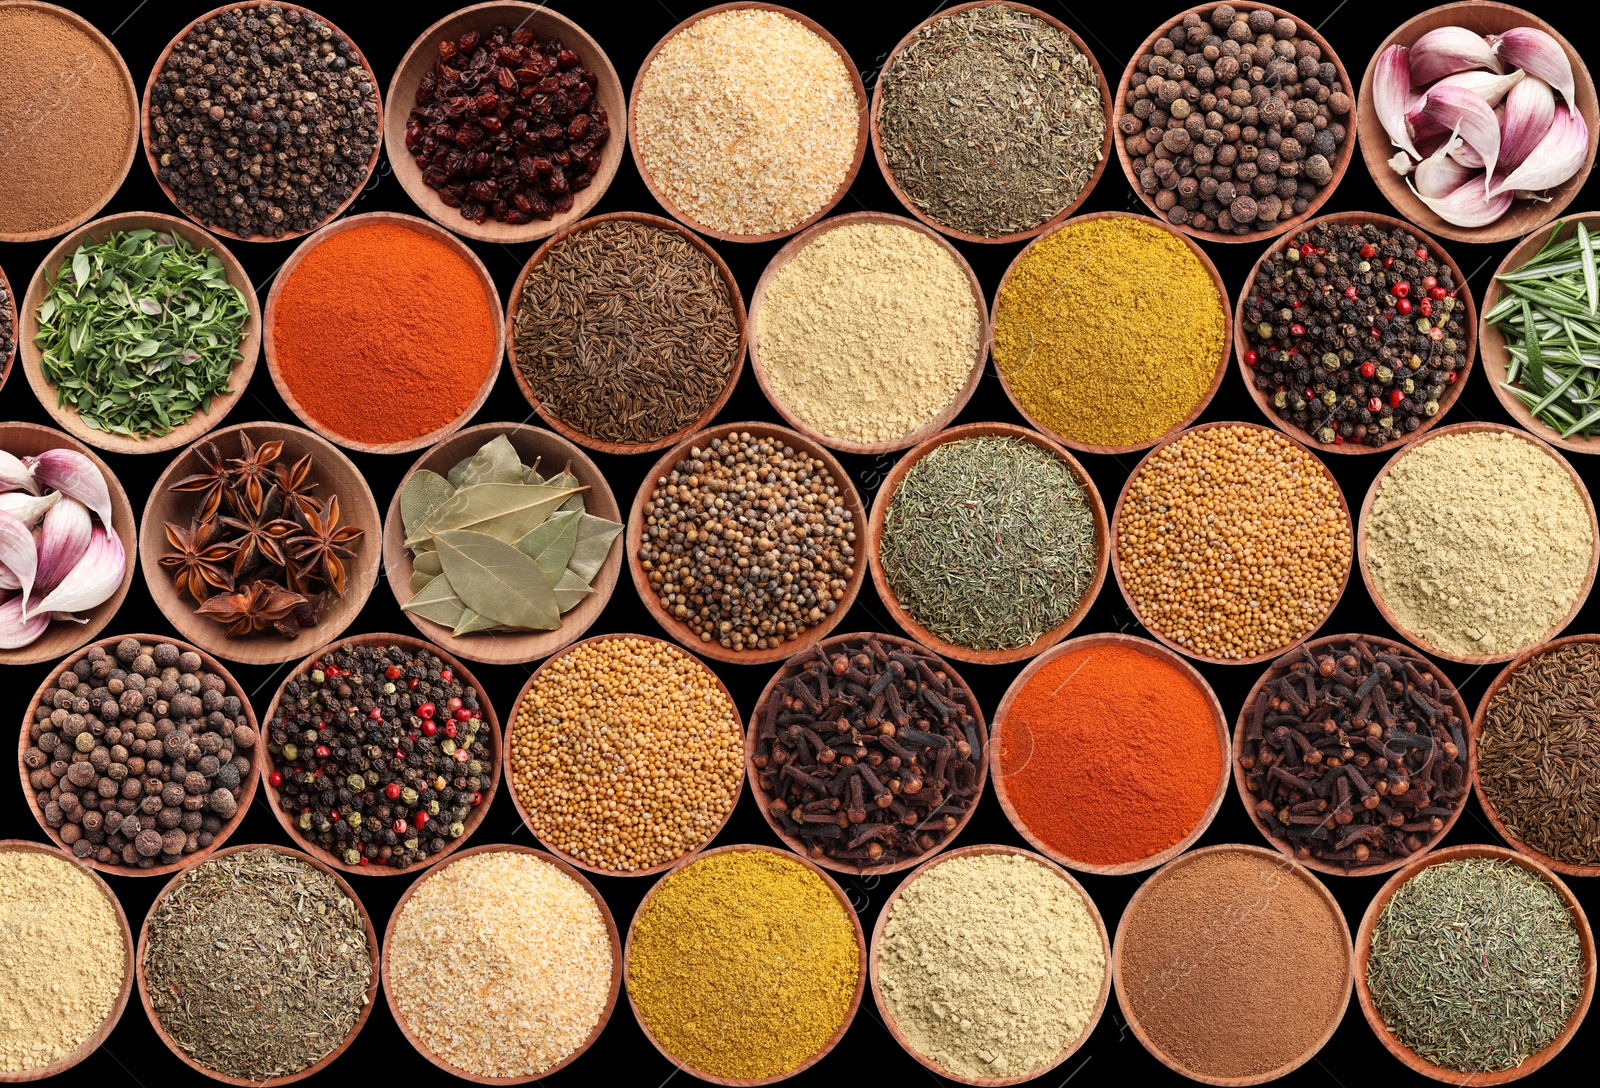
143,848,371,1080
1,275,12,364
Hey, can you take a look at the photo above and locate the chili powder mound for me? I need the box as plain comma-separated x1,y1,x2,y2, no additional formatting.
999,643,1221,866
271,222,496,446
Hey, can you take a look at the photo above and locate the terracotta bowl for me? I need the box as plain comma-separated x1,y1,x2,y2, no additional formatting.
1357,421,1599,664
989,211,1232,456
0,839,134,1083
0,423,137,667
868,422,1108,666
381,843,622,1083
627,422,867,665
17,212,261,455
1234,633,1475,877
1113,2,1358,245
1354,843,1596,1084
0,2,138,245
504,212,747,456
139,422,382,666
1470,633,1600,877
1235,212,1477,454
384,2,626,245
140,1,383,244
629,2,869,244
1112,420,1353,666
622,843,867,1086
256,632,500,876
262,211,503,455
746,631,987,875
867,844,1111,1086
748,211,990,456
17,634,261,878
504,632,742,878
991,632,1228,875
1,260,15,392
1112,843,1353,1086
1358,2,1600,246
1479,212,1600,454
135,842,381,1086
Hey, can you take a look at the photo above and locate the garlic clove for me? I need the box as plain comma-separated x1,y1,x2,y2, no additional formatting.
0,451,39,496
0,593,51,650
23,524,124,620
1419,84,1502,184
1490,26,1576,105
1408,174,1515,227
1410,26,1503,86
0,490,61,529
1487,102,1590,197
35,498,93,595
0,511,37,612
1376,45,1423,161
1430,68,1525,108
1414,128,1481,198
1499,76,1557,174
1450,139,1485,169
23,448,113,529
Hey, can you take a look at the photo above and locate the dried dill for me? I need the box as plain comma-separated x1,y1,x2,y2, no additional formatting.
880,436,1096,651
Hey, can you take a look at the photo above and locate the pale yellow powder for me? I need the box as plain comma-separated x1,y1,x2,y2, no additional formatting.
755,221,981,444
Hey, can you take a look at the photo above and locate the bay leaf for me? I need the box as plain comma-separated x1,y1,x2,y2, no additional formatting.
401,470,455,538
410,569,436,594
446,453,475,489
453,609,501,636
435,529,561,631
412,550,443,578
524,457,545,485
402,574,466,627
549,465,586,512
567,513,623,584
415,483,584,546
513,509,579,566
553,568,594,612
532,510,581,583
456,435,525,487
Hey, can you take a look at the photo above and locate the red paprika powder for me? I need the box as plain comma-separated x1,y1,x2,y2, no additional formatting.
998,641,1222,867
271,221,497,447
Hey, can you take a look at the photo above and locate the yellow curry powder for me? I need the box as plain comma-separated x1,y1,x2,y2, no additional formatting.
627,850,859,1078
993,217,1226,448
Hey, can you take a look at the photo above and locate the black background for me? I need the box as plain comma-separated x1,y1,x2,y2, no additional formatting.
2,1,1596,1086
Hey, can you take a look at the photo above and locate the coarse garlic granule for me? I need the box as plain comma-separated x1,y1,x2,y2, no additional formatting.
0,850,125,1073
635,10,860,235
388,851,612,1078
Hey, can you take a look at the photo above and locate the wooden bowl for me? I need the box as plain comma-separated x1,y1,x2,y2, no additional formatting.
622,843,867,1085
257,632,500,876
0,2,138,245
627,422,867,665
868,2,1112,246
990,211,1232,456
1470,633,1600,877
748,211,990,456
1234,633,1475,877
1354,843,1596,1084
381,843,622,1083
262,211,503,455
1112,843,1353,1086
1357,421,1599,664
504,632,742,877
17,634,261,878
504,212,747,456
1,260,16,392
0,839,134,1083
1480,212,1600,454
140,1,383,244
383,422,622,664
384,2,626,245
17,212,261,455
1111,420,1353,666
139,422,382,666
0,423,137,667
628,2,868,244
746,631,987,875
991,632,1229,875
1357,2,1600,246
1113,3,1358,245
1235,212,1477,454
867,844,1111,1085
869,422,1107,666
135,842,381,1086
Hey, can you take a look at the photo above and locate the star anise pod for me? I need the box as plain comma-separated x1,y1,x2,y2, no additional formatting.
197,580,309,637
227,434,285,514
286,496,364,597
168,442,232,522
220,485,297,577
159,518,236,603
275,451,321,521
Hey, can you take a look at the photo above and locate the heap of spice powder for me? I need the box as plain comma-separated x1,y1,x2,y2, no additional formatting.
1117,847,1349,1080
1479,640,1600,867
877,853,1104,1079
628,849,859,1080
992,217,1225,448
755,221,981,446
0,849,125,1075
1366,857,1584,1073
999,642,1220,867
876,5,1104,239
880,436,1097,651
509,637,743,872
1117,425,1350,659
270,221,497,448
142,848,371,1081
388,850,613,1077
633,9,860,236
1365,431,1594,658
513,218,741,446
